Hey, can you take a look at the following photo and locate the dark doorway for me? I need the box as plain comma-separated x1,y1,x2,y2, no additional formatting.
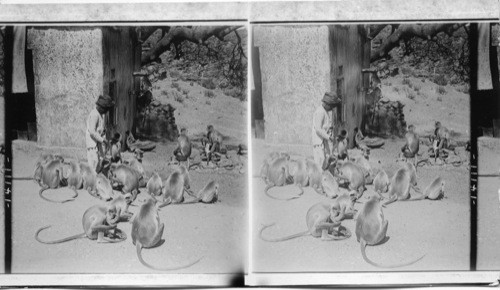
5,26,37,141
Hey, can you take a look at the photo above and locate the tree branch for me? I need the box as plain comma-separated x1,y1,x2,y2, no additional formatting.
141,26,241,65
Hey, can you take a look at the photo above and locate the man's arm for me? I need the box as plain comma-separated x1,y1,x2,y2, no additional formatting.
313,110,330,141
87,112,104,144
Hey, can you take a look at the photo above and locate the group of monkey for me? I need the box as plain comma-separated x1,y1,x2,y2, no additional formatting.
14,130,223,271
256,124,451,269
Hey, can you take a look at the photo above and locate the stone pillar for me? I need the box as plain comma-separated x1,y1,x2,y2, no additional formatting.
27,28,103,147
254,25,331,145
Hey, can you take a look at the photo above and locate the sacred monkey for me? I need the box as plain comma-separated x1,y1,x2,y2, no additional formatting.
354,127,369,153
355,195,425,268
158,165,192,207
382,162,423,206
173,128,192,169
39,159,76,203
65,155,84,198
110,133,123,163
306,158,324,195
196,180,219,203
353,155,374,185
13,154,64,185
35,204,125,244
422,176,445,200
131,197,202,271
401,124,419,169
334,161,366,199
373,169,390,197
146,172,163,197
259,202,351,242
264,156,301,200
109,194,134,222
335,130,349,161
203,125,223,163
255,152,289,181
173,180,220,205
109,164,142,203
321,170,340,199
288,158,309,196
95,173,116,201
330,193,358,222
80,161,98,198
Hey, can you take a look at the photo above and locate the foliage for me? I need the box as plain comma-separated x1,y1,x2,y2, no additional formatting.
202,78,217,90
432,74,448,86
173,30,247,97
204,90,215,98
398,26,469,83
437,86,447,95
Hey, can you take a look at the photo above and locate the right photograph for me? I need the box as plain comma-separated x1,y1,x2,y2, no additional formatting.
251,23,471,273
474,23,500,271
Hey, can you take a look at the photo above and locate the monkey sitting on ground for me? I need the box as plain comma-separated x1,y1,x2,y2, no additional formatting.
259,202,351,242
109,194,134,222
202,125,224,163
330,193,358,222
422,176,445,200
109,163,142,203
334,161,366,200
158,165,193,207
146,172,163,198
131,197,202,271
110,133,123,164
355,195,425,268
35,204,126,244
373,169,390,198
264,155,302,200
382,162,423,206
38,158,76,203
288,158,309,196
173,128,192,170
306,158,325,195
171,180,220,205
334,130,349,161
400,124,420,169
13,153,65,185
321,170,340,199
256,152,289,182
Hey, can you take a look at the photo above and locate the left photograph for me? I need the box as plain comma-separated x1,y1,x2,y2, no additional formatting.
4,25,248,274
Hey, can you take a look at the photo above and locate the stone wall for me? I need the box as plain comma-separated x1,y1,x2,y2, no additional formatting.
27,28,103,147
254,25,331,145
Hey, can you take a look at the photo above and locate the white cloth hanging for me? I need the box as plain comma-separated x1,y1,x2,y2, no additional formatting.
477,23,493,91
12,26,28,93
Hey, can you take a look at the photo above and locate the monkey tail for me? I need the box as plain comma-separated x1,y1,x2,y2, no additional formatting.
136,243,202,271
264,184,300,201
39,186,75,203
259,223,309,242
360,240,425,268
35,226,86,244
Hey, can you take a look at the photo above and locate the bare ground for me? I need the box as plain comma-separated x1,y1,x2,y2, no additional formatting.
252,76,470,272
10,79,248,274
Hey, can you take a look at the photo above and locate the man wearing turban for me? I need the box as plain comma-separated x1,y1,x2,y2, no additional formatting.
86,94,115,172
311,92,341,169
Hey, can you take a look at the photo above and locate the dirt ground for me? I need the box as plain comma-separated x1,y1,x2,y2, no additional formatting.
10,78,248,274
252,76,471,272
477,137,500,270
